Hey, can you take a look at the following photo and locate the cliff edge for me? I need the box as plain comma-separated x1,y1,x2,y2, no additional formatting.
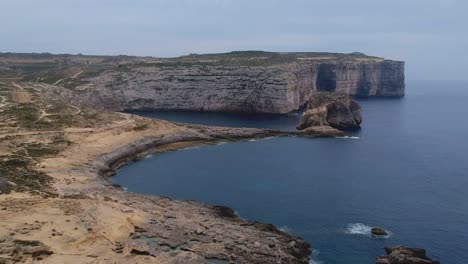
0,51,405,114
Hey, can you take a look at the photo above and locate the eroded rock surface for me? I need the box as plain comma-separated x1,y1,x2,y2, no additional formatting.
376,246,440,264
297,92,362,130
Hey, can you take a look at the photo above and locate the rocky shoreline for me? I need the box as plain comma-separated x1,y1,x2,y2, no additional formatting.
88,126,316,264
0,83,324,263
93,127,287,177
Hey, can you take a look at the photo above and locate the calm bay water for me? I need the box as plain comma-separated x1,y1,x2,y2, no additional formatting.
114,80,468,264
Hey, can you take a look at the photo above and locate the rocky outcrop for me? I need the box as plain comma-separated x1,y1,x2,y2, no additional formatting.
376,246,440,264
371,228,388,236
39,51,404,114
296,126,346,137
296,92,362,130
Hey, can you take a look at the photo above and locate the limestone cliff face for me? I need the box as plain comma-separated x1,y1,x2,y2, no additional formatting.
314,60,405,96
53,52,405,114
82,65,294,113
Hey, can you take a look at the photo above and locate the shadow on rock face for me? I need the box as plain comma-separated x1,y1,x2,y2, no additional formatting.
0,176,12,194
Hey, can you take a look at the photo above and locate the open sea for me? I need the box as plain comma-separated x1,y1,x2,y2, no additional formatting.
113,80,468,264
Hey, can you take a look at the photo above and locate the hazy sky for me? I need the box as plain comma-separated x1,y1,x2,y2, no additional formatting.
1,0,467,80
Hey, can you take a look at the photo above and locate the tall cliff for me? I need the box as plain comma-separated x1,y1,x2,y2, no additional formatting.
1,51,405,114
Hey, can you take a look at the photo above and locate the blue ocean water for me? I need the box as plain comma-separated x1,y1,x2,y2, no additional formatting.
114,80,468,264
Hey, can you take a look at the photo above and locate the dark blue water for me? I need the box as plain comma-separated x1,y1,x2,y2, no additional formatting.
114,80,468,264
127,110,303,131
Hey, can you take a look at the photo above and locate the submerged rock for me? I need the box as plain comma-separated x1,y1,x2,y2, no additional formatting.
297,92,362,130
371,228,388,236
376,246,440,264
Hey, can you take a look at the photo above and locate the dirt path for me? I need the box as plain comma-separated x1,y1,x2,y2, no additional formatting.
69,104,81,115
71,70,83,79
35,103,82,123
11,82,24,90
53,79,64,85
0,128,94,139
0,95,7,108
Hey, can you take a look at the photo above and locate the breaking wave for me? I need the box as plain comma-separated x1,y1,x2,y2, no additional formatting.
345,223,391,238
309,249,323,264
336,136,361,139
278,226,292,234
345,223,373,235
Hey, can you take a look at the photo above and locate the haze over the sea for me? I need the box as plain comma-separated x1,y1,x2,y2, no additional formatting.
1,0,467,80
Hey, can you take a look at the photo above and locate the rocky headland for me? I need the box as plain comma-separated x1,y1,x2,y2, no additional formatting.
0,51,411,263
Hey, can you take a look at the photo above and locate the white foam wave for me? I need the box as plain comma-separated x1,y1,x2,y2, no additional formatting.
309,260,323,264
345,223,372,235
278,226,292,234
233,210,242,218
336,136,361,139
181,146,200,151
309,249,323,264
345,223,391,238
248,136,277,142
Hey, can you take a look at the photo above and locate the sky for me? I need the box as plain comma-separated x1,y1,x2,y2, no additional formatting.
1,0,467,80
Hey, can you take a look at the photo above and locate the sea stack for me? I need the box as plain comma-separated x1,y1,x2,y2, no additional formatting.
296,92,362,131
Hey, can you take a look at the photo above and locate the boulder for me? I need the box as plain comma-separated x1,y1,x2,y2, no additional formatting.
297,92,362,130
376,246,440,264
371,228,388,236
